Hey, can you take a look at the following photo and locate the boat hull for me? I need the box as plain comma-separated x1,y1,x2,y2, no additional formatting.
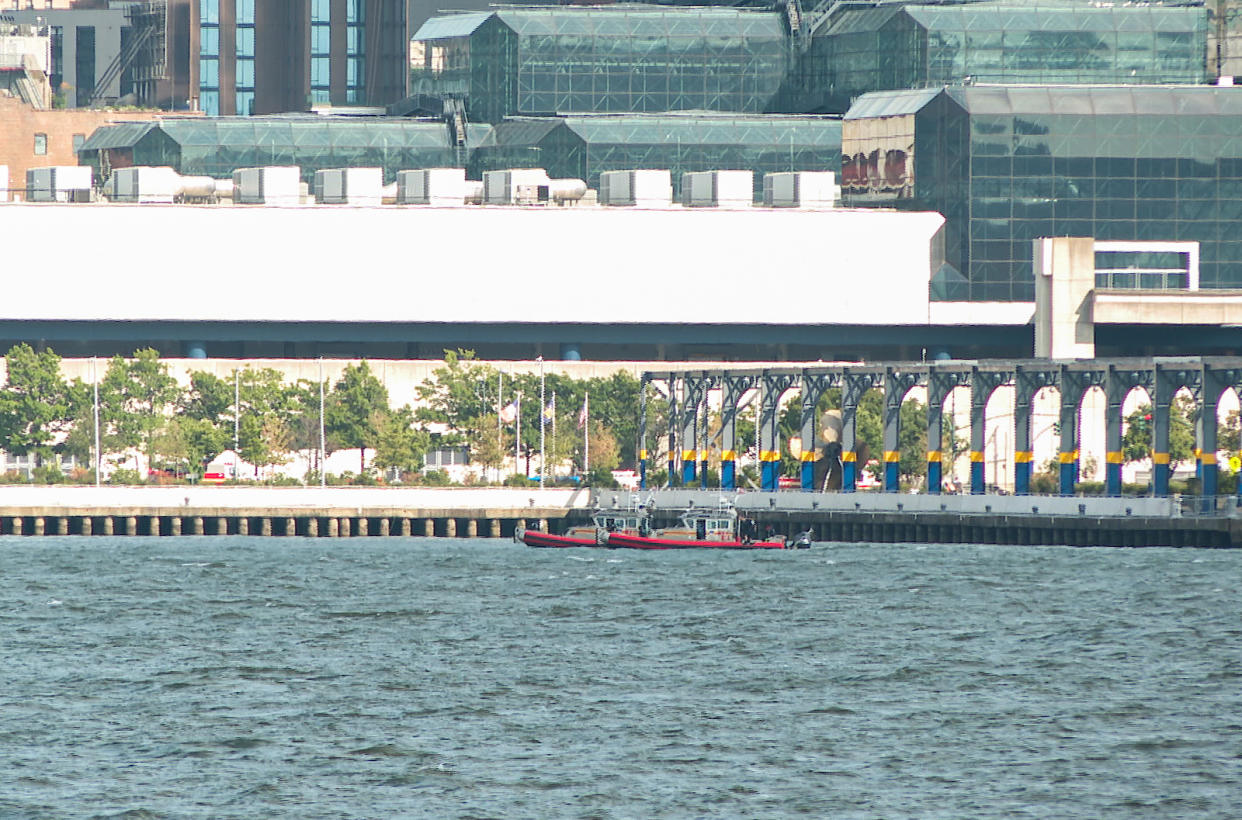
521,530,601,548
605,532,787,550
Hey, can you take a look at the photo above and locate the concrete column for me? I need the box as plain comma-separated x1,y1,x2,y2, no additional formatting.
538,518,548,533
490,519,501,538
170,517,182,536
379,518,390,536
125,516,137,536
1105,371,1126,498
357,518,369,537
217,517,228,535
34,517,46,536
261,518,272,537
445,518,456,538
328,518,339,537
80,517,92,536
400,518,412,536
423,519,433,537
466,519,478,538
55,517,68,535
102,516,113,535
308,517,319,537
238,517,250,536
1034,236,1096,359
339,518,351,537
285,517,296,536
11,517,23,535
192,517,204,535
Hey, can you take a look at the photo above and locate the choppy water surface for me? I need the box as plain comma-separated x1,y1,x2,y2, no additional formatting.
1,537,1239,819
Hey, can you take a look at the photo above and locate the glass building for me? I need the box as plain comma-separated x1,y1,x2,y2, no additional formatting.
411,5,791,123
791,2,1203,113
78,117,492,183
843,85,1242,302
470,113,840,199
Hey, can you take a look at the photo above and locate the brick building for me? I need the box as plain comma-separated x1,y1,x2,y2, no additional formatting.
0,95,165,199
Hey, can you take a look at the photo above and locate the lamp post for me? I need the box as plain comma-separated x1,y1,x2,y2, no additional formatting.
538,356,545,489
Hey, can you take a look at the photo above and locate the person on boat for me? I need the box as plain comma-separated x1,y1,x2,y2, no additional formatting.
739,516,758,545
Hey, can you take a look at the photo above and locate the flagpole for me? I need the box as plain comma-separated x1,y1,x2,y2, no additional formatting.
551,392,557,484
538,356,545,490
318,357,326,487
584,391,590,479
515,391,522,479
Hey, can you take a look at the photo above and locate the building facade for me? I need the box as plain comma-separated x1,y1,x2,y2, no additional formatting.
5,6,132,107
801,3,1208,114
191,0,407,116
411,6,792,123
843,84,1242,303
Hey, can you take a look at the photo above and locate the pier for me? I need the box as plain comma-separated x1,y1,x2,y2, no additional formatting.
0,487,587,540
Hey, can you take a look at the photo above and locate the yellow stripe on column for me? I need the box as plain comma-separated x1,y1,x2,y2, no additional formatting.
801,451,817,462
720,450,736,461
1152,452,1170,465
760,450,780,462
639,449,648,460
681,450,697,461
926,450,941,462
970,451,984,463
1106,451,1123,464
1058,452,1076,464
1014,451,1032,463
1201,452,1218,465
842,451,857,463
884,451,900,463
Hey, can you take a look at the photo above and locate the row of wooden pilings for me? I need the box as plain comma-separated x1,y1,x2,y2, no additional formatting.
0,514,549,538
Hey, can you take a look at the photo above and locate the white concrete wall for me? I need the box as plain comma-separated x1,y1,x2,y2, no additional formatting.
0,204,949,327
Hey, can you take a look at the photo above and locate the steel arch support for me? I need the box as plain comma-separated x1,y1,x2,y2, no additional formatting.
1104,366,1152,497
718,374,753,491
926,368,967,495
841,370,881,493
970,369,1012,495
799,372,836,491
1014,366,1057,496
759,372,798,492
883,368,924,493
638,376,650,489
680,374,708,486
1151,364,1200,497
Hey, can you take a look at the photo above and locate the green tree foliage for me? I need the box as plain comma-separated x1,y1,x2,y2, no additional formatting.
1122,398,1195,465
0,344,77,466
326,361,390,475
414,350,499,444
100,349,182,477
898,399,928,485
372,406,430,479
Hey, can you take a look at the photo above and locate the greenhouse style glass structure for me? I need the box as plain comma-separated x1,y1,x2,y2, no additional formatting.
801,3,1207,113
77,117,494,183
469,113,841,199
411,5,792,123
843,85,1242,302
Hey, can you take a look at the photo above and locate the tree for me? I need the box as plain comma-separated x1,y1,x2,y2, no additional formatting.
898,399,928,485
373,406,429,480
0,344,77,468
1122,398,1195,466
414,350,499,442
99,349,182,477
326,361,390,475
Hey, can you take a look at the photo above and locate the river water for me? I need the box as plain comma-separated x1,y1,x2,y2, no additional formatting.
2,537,1239,819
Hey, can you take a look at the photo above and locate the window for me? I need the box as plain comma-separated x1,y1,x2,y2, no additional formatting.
236,90,255,116
236,59,254,89
236,27,254,58
200,58,219,89
34,133,47,155
311,0,330,24
200,26,219,56
199,0,219,25
200,90,219,116
312,25,331,56
311,57,330,88
236,0,255,25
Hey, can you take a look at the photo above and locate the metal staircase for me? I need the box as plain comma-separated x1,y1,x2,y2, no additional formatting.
87,23,153,107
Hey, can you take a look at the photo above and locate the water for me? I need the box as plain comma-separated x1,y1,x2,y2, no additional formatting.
1,537,1239,819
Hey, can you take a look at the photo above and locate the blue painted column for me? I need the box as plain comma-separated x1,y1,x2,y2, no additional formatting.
1013,371,1034,496
638,380,648,489
1198,370,1220,500
1058,371,1080,497
800,451,816,491
1104,370,1125,498
927,455,942,495
721,453,735,490
1014,452,1031,495
682,449,697,486
1152,377,1172,498
969,374,987,495
842,451,856,493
